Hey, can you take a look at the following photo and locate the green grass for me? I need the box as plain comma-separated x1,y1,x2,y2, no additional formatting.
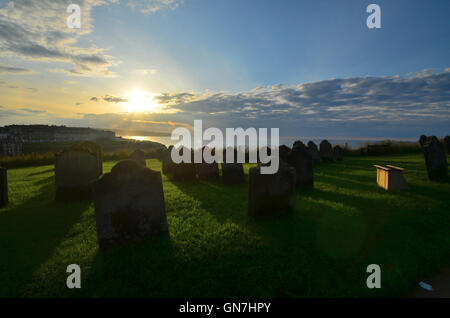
0,154,449,297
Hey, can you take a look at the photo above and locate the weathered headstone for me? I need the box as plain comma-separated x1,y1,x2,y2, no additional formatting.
0,167,7,208
307,141,321,165
92,160,168,250
221,163,245,184
72,141,103,175
333,145,343,161
279,145,291,163
55,146,101,201
131,149,146,166
248,162,296,217
288,141,313,189
319,140,334,162
444,136,450,154
422,136,448,181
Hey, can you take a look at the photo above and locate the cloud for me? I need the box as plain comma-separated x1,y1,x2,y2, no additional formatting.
0,0,119,76
128,0,184,14
1,69,449,138
0,63,34,74
90,97,99,102
133,68,158,76
102,95,129,103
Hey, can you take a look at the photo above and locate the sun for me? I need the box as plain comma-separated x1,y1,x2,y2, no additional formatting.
124,90,157,112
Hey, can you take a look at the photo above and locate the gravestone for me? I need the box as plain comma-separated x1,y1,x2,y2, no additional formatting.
72,141,103,175
131,149,146,166
0,167,7,208
172,162,197,181
288,141,314,189
197,162,219,180
92,160,168,250
248,162,296,217
422,136,448,181
319,140,334,162
419,135,427,147
444,136,450,154
161,145,174,175
55,147,101,201
221,163,245,184
279,145,291,163
307,141,321,165
333,145,343,161
171,147,196,181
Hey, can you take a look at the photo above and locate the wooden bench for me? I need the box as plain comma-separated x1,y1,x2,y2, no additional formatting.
374,165,409,191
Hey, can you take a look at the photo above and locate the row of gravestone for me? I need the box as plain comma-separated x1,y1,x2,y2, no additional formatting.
93,139,344,249
419,135,448,181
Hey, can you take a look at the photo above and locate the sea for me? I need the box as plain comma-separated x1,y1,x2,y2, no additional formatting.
119,135,418,150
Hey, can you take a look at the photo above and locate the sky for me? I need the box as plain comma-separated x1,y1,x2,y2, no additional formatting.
0,0,449,139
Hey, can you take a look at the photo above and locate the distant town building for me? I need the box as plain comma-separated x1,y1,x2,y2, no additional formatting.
0,135,24,157
0,125,115,143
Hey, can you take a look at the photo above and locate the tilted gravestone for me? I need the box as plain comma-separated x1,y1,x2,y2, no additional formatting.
248,162,296,217
131,149,146,166
92,160,168,250
161,145,175,175
55,146,102,201
422,136,448,181
0,167,7,208
333,145,343,161
444,136,450,154
319,140,334,162
307,141,321,165
279,145,291,163
288,141,314,189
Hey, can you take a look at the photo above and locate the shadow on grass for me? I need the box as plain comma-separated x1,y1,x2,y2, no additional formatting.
0,176,88,297
81,235,177,297
27,168,54,177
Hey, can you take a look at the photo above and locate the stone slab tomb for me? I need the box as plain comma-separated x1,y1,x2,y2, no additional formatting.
92,160,168,250
319,140,334,162
288,141,313,189
248,163,296,217
0,167,7,208
131,149,146,166
374,165,410,191
54,142,103,201
422,136,448,181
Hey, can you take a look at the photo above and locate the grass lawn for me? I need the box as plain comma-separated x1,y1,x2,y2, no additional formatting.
0,153,449,297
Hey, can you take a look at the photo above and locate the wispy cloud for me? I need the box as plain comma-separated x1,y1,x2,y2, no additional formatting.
0,0,119,76
1,69,449,138
128,0,184,14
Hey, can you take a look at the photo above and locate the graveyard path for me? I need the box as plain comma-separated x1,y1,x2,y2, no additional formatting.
410,267,450,298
